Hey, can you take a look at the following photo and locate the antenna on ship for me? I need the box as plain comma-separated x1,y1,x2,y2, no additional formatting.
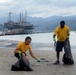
25,10,27,22
8,12,12,22
19,13,22,22
19,10,24,23
21,10,24,22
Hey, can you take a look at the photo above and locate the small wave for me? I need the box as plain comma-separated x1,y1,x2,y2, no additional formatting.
0,42,12,47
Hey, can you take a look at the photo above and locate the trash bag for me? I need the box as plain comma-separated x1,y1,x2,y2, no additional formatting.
64,38,73,59
62,53,74,65
11,54,33,71
20,54,33,71
11,59,21,71
63,39,74,65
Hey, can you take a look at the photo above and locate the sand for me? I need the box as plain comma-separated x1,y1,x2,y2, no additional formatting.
0,40,76,75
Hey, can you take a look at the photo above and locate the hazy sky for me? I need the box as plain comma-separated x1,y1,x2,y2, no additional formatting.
0,0,76,18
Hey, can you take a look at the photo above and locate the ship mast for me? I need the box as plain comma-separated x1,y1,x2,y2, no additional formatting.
21,11,24,22
8,12,12,22
19,13,22,22
19,10,27,23
19,11,24,23
25,10,27,22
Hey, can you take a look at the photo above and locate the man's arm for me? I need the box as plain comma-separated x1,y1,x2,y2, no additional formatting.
67,26,70,37
67,28,70,39
29,50,40,62
53,34,56,38
14,47,20,54
67,34,70,36
66,34,70,40
29,50,37,59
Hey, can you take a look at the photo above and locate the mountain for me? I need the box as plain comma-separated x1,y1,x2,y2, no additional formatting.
27,16,76,32
0,15,76,32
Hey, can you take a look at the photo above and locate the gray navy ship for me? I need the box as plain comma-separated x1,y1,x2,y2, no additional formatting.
4,12,34,35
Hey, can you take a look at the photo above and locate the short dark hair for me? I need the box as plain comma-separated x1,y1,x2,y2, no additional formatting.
60,21,65,25
25,36,31,41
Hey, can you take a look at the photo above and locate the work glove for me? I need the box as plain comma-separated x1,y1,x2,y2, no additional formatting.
18,51,22,56
36,58,40,62
53,38,56,42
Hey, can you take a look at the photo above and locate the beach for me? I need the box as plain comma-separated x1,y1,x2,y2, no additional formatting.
0,31,75,75
0,40,76,75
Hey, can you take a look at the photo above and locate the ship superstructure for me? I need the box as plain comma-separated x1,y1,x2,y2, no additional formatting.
4,11,34,35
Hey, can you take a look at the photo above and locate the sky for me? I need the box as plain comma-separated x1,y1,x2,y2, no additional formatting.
0,0,76,18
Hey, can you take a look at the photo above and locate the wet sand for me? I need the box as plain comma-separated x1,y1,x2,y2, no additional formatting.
0,40,76,75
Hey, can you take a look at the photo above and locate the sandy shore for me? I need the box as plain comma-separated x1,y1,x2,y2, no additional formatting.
0,40,76,75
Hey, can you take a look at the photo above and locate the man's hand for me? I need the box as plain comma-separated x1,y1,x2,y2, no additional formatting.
53,38,56,41
18,51,22,56
18,51,22,54
53,34,56,42
36,58,40,62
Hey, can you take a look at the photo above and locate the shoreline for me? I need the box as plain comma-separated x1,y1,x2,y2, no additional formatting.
0,40,76,52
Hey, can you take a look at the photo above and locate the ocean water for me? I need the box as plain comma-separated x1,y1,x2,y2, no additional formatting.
0,31,75,50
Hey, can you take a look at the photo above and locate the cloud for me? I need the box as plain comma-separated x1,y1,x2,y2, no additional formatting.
0,0,76,18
